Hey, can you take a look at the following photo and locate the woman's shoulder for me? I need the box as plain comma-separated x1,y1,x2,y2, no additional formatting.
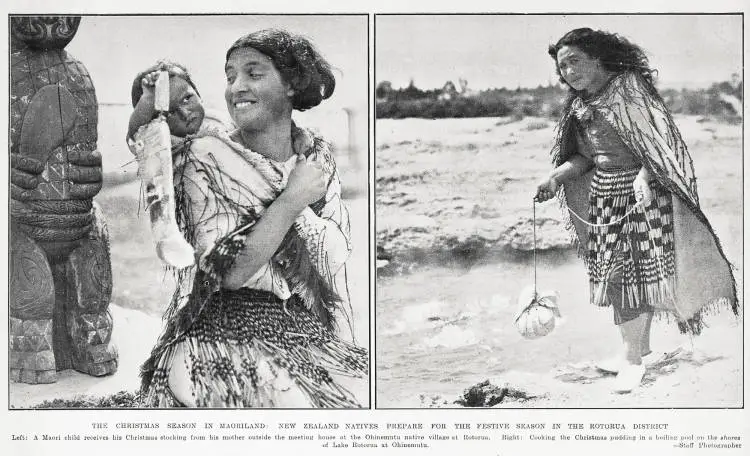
594,72,631,98
200,108,235,133
172,133,237,174
592,71,656,110
187,131,236,156
293,126,337,169
606,71,652,95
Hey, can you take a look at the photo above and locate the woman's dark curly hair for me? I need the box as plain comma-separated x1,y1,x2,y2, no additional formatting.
548,28,656,87
130,60,200,108
226,29,335,111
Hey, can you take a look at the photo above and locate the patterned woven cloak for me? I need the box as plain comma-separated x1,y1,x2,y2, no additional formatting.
551,72,738,333
139,126,367,407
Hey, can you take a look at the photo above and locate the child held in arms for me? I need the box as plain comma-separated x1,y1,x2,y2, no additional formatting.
127,60,231,144
125,61,231,269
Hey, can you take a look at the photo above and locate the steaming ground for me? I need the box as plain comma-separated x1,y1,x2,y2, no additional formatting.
376,115,742,408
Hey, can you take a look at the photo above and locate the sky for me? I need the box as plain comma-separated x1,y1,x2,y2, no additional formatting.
376,14,743,91
63,15,368,151
67,15,367,108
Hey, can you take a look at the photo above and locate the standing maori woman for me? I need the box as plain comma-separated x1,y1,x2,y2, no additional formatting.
140,29,368,407
535,28,737,393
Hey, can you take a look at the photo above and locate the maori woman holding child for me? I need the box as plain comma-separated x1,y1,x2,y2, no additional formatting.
535,28,737,394
134,29,368,408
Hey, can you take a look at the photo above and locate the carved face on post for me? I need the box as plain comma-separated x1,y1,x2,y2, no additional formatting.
11,16,81,50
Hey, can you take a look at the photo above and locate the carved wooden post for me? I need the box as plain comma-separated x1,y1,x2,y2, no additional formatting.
10,16,118,384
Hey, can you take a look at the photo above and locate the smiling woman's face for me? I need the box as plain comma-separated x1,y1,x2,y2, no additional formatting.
224,47,293,132
556,45,610,95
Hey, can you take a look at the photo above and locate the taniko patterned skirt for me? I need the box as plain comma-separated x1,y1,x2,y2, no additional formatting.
144,288,368,408
587,167,676,313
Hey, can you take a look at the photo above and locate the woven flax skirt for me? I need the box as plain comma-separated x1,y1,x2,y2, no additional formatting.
587,167,676,323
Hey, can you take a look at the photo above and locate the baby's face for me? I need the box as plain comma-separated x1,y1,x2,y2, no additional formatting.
167,77,205,137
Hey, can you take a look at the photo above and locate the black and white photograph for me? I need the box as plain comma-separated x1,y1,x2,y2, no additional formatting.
9,14,369,409
5,2,750,455
375,14,742,408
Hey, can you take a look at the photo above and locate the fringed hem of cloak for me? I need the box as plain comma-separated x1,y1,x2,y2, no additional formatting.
650,296,737,336
141,333,368,408
590,276,677,311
